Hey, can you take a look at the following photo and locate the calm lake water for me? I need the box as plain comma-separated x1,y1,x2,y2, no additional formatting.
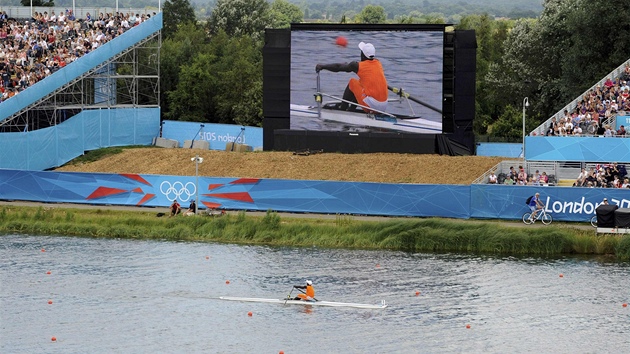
1,234,629,353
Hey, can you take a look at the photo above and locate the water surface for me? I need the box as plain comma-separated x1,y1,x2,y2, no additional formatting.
1,235,629,353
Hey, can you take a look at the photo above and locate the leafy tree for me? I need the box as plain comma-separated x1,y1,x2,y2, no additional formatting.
167,53,218,122
207,0,272,41
457,14,513,134
208,31,263,126
354,5,386,24
166,31,263,126
489,103,542,140
162,0,197,39
486,0,630,127
161,23,209,119
270,0,304,29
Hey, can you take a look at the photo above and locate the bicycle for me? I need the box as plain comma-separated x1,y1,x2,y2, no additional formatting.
522,209,553,225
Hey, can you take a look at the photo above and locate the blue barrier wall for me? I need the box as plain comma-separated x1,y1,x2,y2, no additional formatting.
475,143,522,158
2,169,630,221
0,108,160,170
525,136,630,162
616,114,630,130
161,120,263,150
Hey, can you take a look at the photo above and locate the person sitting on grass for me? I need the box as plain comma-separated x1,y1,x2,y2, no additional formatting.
170,199,181,217
184,200,196,216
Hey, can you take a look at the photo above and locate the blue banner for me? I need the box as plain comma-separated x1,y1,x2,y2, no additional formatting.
525,136,630,162
471,184,630,222
3,169,630,221
161,120,263,150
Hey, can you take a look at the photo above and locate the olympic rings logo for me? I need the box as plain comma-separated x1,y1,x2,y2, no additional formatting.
160,181,196,202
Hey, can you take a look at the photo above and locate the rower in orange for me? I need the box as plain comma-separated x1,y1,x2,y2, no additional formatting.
316,41,388,113
293,280,315,301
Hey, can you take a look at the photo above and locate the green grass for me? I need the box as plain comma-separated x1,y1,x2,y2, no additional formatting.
1,206,628,260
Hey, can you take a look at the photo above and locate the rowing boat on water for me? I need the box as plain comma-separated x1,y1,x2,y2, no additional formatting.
219,296,388,309
290,103,442,134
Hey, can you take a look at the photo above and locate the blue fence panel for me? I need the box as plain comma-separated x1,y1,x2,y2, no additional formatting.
0,170,470,218
476,143,522,158
471,184,630,221
0,132,29,170
0,108,160,170
525,136,630,162
5,169,630,221
161,120,263,150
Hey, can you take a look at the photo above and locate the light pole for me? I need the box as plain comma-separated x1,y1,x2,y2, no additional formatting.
191,155,203,214
522,97,530,160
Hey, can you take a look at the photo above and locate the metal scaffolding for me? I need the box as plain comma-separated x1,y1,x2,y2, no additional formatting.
0,31,161,133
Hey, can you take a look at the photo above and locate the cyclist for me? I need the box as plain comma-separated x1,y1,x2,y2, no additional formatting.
528,192,544,221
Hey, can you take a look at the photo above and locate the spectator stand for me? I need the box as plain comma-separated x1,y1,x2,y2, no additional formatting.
472,160,557,186
473,160,627,188
531,58,630,138
0,11,161,133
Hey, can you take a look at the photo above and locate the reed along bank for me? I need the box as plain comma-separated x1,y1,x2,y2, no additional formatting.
1,206,630,260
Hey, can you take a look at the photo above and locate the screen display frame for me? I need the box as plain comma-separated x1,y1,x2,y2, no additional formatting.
289,23,449,135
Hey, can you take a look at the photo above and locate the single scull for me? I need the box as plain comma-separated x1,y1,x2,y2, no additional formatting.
290,103,442,134
219,296,388,309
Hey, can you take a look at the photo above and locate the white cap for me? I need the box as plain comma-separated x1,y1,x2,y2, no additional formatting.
358,42,375,58
306,280,312,285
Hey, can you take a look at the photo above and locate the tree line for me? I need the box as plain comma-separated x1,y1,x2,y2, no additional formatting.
157,0,630,139
11,0,630,138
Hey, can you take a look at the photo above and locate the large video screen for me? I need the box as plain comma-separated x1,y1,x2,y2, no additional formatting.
290,29,444,134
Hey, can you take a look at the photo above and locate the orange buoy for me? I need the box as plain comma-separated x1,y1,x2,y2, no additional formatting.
335,36,348,47
205,256,209,260
225,280,230,284
41,249,46,252
51,336,57,341
279,351,285,354
247,311,253,317
376,264,380,268
48,300,53,305
46,271,51,275
559,274,564,278
623,303,628,307
415,291,420,296
466,324,471,329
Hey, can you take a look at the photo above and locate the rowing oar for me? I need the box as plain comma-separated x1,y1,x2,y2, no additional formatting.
388,85,443,114
284,287,294,305
295,288,319,301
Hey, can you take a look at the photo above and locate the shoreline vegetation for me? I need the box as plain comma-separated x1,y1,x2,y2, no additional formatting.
2,206,630,261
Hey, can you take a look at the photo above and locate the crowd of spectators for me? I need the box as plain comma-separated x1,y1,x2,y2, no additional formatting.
0,9,153,103
573,163,629,188
545,64,630,137
487,163,630,188
488,165,553,186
